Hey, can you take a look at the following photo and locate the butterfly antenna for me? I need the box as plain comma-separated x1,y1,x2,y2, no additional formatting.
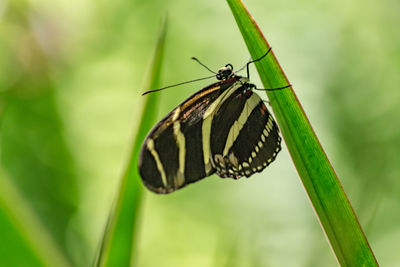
235,57,251,74
191,57,217,74
244,47,272,79
142,75,215,95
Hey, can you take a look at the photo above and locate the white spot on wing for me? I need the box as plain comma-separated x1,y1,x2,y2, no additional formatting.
229,153,239,168
258,141,263,148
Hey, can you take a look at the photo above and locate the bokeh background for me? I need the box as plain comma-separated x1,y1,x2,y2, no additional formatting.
1,0,400,266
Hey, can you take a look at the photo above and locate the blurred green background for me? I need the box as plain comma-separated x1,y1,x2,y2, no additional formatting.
1,0,400,266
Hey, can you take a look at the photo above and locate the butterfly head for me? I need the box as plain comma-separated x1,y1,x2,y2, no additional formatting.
216,64,234,80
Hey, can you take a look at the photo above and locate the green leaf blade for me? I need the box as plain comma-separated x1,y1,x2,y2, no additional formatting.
227,0,378,265
95,19,167,267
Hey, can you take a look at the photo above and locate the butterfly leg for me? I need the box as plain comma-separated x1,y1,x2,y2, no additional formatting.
254,84,292,91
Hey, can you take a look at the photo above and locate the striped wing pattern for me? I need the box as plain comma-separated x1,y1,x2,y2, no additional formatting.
210,87,281,179
138,76,281,193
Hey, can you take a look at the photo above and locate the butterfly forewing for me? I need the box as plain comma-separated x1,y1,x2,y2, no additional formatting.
138,79,237,193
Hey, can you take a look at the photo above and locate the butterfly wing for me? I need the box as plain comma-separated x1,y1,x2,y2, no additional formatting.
209,86,281,179
138,79,237,193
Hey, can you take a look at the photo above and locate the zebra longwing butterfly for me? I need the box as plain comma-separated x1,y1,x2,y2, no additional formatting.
138,49,285,194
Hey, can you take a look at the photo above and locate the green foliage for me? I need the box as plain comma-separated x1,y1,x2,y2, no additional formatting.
1,0,399,266
0,171,72,267
227,0,378,265
95,19,166,267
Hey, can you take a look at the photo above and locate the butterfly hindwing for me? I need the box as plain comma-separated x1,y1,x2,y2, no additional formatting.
209,85,281,179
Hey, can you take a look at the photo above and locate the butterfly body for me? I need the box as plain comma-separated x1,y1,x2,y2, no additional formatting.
138,71,281,194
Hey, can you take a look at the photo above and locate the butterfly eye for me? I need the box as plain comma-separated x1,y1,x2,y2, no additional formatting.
216,65,233,80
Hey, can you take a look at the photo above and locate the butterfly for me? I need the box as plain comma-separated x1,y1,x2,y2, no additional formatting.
138,48,288,193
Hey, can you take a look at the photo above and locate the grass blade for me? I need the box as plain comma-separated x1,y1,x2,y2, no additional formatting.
0,170,72,267
95,19,167,267
226,0,378,265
